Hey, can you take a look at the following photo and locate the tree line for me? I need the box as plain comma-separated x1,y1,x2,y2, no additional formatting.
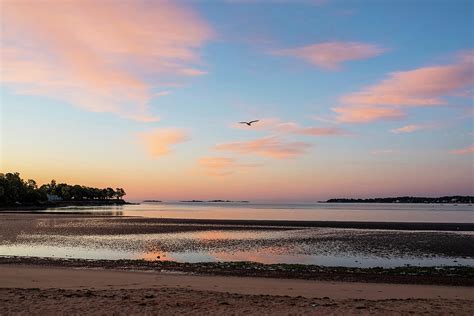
0,172,126,205
326,196,473,204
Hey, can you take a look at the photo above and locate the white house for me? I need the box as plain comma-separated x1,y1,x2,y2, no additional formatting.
47,194,62,202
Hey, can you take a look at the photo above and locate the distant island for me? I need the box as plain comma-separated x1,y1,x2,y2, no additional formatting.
0,172,129,209
143,200,162,203
180,200,249,203
326,196,473,204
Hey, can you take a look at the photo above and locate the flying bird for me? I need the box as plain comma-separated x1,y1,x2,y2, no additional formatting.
239,120,259,126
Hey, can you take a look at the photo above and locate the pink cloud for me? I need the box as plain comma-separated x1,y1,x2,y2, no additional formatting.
178,68,209,76
334,51,474,122
311,115,339,124
275,41,385,70
1,1,212,121
215,136,311,159
391,124,428,134
291,126,346,136
341,65,473,107
198,157,261,176
138,129,188,158
233,118,346,135
333,106,405,123
449,146,474,155
391,121,440,134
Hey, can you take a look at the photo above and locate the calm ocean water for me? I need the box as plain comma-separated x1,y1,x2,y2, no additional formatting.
45,202,474,223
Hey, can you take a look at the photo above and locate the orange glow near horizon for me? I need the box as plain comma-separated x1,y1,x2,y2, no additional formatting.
3,158,471,202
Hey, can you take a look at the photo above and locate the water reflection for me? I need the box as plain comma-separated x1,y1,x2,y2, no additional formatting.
35,202,474,223
1,227,473,268
1,244,471,268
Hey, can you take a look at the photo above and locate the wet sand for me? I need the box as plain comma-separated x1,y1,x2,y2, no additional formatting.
1,213,473,231
1,214,473,261
2,256,473,286
0,265,472,315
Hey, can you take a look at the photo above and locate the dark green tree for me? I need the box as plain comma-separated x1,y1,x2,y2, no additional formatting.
115,188,126,200
0,172,127,205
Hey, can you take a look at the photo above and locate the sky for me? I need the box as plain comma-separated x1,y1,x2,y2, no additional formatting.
0,0,473,202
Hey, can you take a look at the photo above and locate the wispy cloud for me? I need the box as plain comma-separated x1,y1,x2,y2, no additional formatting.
233,118,347,135
449,146,474,155
334,50,474,122
333,106,405,123
391,124,426,134
198,157,261,176
138,128,188,158
1,1,212,121
311,115,339,124
275,41,385,70
215,136,311,159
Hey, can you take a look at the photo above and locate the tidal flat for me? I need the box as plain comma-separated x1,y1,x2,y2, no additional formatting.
1,214,473,270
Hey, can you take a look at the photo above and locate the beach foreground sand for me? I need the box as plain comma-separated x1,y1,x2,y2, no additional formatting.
1,265,472,315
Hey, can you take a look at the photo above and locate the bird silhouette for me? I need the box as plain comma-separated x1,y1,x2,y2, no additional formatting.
239,120,259,126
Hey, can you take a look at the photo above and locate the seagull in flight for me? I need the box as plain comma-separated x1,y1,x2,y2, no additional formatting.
239,120,259,126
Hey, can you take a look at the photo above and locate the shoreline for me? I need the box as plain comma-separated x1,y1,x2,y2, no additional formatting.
1,256,473,286
0,199,134,211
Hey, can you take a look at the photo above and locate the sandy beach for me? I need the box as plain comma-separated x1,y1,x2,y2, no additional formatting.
1,265,473,315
